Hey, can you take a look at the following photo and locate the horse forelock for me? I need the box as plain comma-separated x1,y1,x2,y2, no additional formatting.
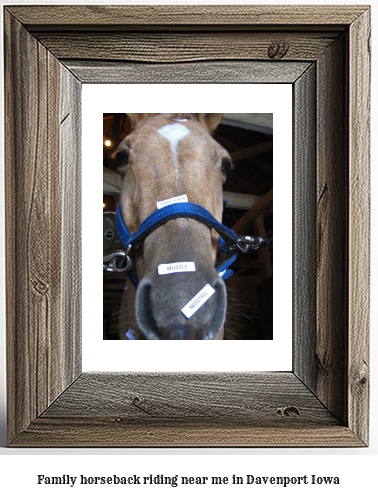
129,114,223,133
161,113,193,120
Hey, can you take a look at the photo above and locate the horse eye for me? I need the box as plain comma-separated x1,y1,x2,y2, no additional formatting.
116,147,129,167
221,158,232,175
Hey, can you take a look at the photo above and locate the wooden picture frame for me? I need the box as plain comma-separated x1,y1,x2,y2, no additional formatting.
4,5,370,447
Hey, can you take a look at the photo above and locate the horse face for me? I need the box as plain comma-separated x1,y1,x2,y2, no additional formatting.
117,114,231,340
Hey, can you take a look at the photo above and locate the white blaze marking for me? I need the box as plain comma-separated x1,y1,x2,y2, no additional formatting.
156,194,188,209
181,284,216,319
158,261,196,275
158,123,190,180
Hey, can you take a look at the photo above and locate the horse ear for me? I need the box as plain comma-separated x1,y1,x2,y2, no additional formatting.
196,113,223,133
127,113,154,127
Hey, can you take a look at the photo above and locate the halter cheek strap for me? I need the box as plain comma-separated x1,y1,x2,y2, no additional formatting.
109,199,273,288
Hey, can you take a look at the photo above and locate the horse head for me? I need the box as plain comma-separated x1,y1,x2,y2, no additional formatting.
116,113,232,340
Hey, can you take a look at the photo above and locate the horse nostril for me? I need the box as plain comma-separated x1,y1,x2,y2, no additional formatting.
203,278,227,339
135,280,160,340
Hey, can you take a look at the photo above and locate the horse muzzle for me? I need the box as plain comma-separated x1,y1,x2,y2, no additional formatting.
136,273,226,340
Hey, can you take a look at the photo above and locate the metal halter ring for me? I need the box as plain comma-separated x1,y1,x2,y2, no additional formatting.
234,235,265,253
103,245,133,273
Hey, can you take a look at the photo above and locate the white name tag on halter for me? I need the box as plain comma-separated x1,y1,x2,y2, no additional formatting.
181,284,216,319
156,194,188,209
158,262,196,275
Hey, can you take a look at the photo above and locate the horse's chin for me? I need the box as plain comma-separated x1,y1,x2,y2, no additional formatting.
136,276,226,340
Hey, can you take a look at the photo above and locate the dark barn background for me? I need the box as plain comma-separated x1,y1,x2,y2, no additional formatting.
103,114,273,340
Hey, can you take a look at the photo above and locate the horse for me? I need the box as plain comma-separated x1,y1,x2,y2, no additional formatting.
115,113,233,340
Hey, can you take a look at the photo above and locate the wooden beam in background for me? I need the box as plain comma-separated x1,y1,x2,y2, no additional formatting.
231,140,273,162
232,189,273,234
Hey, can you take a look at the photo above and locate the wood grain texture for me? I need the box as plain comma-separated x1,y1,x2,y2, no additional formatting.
11,373,362,447
4,12,81,444
7,5,367,29
4,5,370,447
41,373,336,420
36,32,339,63
66,60,311,84
316,34,348,426
60,66,82,388
11,420,363,448
348,9,371,445
5,12,58,442
232,190,273,235
293,65,317,392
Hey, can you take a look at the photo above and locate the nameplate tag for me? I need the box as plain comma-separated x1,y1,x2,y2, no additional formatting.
157,194,188,209
181,284,216,319
158,262,196,275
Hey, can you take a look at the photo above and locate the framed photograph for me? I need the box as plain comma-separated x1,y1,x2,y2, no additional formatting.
4,5,370,447
97,91,286,373
101,106,277,346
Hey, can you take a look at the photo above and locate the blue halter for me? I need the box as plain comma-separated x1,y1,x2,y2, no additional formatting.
116,200,241,288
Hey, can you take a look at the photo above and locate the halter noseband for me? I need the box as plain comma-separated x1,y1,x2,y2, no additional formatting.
103,200,270,288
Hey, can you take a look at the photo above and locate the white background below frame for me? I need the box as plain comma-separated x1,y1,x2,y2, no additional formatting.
82,83,292,372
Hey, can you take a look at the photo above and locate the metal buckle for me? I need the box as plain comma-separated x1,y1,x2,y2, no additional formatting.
241,235,265,252
228,236,265,253
103,245,133,273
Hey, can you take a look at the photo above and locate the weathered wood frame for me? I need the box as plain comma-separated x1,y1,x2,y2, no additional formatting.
4,5,370,447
